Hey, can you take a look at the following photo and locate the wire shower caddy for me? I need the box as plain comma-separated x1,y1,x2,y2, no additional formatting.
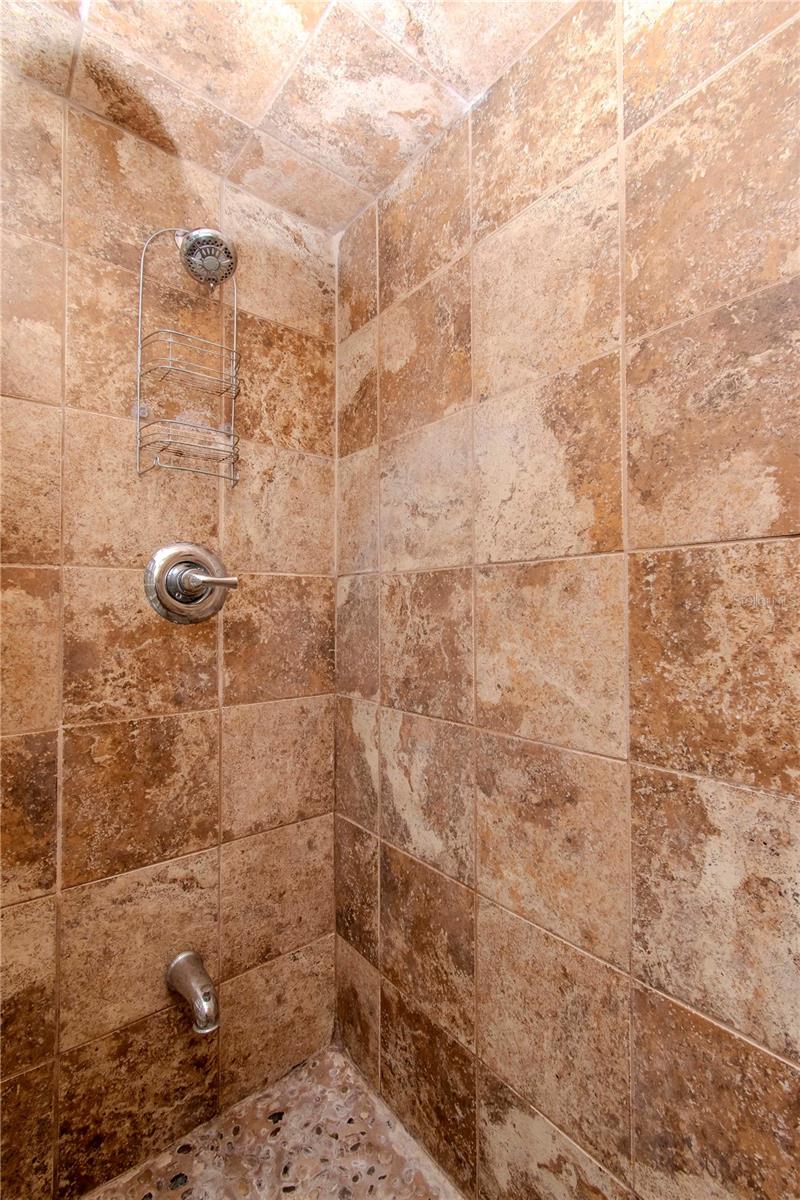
136,227,240,486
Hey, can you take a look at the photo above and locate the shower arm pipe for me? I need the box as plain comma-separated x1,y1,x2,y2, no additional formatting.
135,228,238,472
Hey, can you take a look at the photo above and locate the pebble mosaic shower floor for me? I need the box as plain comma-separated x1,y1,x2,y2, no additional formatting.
86,1048,462,1200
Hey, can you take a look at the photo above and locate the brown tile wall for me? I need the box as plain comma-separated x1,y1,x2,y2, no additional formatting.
1,53,336,1200
333,4,800,1199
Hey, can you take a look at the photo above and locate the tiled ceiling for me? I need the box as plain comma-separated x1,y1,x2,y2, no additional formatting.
2,0,574,231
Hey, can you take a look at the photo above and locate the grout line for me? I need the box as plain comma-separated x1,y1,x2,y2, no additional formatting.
373,199,384,1096
332,186,342,1053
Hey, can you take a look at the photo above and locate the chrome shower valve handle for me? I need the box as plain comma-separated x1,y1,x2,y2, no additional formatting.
145,542,238,623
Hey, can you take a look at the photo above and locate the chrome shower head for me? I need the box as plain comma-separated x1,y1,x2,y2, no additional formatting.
175,228,237,292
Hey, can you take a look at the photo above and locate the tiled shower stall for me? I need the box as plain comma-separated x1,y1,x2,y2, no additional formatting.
1,1,798,1198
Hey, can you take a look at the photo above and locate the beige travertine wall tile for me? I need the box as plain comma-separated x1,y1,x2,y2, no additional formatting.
334,815,379,966
476,557,626,756
61,712,219,887
220,815,333,977
0,397,62,565
337,319,378,458
472,1,617,238
59,850,218,1049
63,566,217,724
71,34,251,173
632,765,800,1061
66,110,219,278
0,1063,54,1200
222,696,334,841
224,574,335,706
335,936,379,1087
478,1066,630,1200
337,204,377,342
0,0,78,92
623,0,799,134
380,410,473,572
381,568,473,722
262,5,464,194
478,900,631,1181
378,118,469,308
379,255,471,442
477,731,630,967
88,0,326,124
0,69,62,243
335,696,379,830
475,353,621,563
0,567,60,735
625,22,799,340
348,0,572,99
223,441,334,575
629,540,799,794
235,308,334,456
223,185,335,340
219,935,335,1107
57,1007,216,1200
1,233,64,405
0,732,57,905
336,574,379,700
229,130,371,234
62,409,218,568
381,844,475,1049
627,280,800,547
381,980,476,1196
474,154,619,400
337,446,379,574
0,896,56,1078
633,986,800,1200
380,707,474,885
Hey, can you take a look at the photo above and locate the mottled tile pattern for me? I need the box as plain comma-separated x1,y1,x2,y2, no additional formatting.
338,446,379,573
475,353,622,562
633,986,800,1200
478,1066,630,1200
381,568,474,721
338,318,378,457
336,574,379,700
0,0,78,92
477,731,630,966
627,279,800,547
59,851,218,1049
0,896,56,1078
219,936,335,1106
0,70,62,243
338,204,377,342
0,567,61,735
474,155,620,400
0,731,57,905
381,980,477,1196
478,900,631,1181
229,129,371,233
632,765,800,1062
222,696,334,840
1,396,62,564
89,1046,461,1199
472,1,617,238
626,23,800,340
0,1062,54,1200
335,815,379,965
381,410,473,572
262,5,464,193
1,232,64,406
629,540,799,793
335,696,380,830
57,1007,217,1200
380,255,472,441
379,118,470,308
476,557,627,756
224,573,334,706
381,844,475,1048
381,707,474,884
61,713,219,886
221,815,334,977
623,0,799,133
336,937,380,1087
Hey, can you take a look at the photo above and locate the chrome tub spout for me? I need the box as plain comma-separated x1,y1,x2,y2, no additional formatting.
166,951,219,1034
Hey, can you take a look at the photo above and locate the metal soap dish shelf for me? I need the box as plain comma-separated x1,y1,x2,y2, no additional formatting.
136,228,240,486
